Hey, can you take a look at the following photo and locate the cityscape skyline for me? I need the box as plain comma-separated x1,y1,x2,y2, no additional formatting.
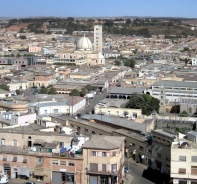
0,0,197,18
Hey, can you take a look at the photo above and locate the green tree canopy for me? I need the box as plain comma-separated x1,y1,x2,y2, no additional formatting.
123,58,136,69
126,93,160,115
114,60,121,66
40,87,48,94
48,87,57,94
70,89,80,96
86,84,92,92
80,88,87,97
0,85,9,91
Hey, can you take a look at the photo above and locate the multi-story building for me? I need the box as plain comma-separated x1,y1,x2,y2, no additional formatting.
34,72,55,87
83,135,125,184
171,131,197,184
0,124,86,184
151,129,177,175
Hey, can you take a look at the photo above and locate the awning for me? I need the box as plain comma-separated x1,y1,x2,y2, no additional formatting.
34,139,45,144
13,157,17,162
17,167,30,177
34,168,44,176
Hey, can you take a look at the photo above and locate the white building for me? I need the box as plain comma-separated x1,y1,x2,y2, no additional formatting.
191,57,197,66
29,98,86,116
171,131,197,184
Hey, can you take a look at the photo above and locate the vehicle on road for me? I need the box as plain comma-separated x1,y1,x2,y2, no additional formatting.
124,167,131,173
23,182,36,184
85,93,95,99
75,113,81,119
0,175,8,184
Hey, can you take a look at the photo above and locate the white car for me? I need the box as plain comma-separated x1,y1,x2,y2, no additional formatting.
0,175,8,184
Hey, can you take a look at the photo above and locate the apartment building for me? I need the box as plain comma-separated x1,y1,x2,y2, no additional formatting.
151,129,177,175
171,131,197,184
34,72,55,87
0,124,85,184
83,135,125,184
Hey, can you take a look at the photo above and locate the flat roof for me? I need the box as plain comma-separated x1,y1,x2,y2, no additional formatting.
110,87,144,95
153,81,197,88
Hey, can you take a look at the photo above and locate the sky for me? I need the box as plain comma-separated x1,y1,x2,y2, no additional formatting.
0,0,197,18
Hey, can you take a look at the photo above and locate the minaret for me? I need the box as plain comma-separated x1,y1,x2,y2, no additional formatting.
94,25,102,52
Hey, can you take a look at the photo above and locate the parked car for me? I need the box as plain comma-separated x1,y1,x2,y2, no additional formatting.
124,167,131,173
0,175,8,184
75,113,81,119
23,182,36,184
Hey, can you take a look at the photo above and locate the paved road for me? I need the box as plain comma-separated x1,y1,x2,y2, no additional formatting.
126,162,155,184
78,91,109,115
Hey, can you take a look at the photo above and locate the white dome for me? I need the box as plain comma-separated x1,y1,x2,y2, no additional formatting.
76,36,93,50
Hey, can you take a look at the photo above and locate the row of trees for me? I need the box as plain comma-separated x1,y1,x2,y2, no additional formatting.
114,58,136,69
70,84,93,97
39,85,57,94
125,93,160,115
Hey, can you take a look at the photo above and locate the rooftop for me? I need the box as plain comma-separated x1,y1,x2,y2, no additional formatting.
82,135,125,150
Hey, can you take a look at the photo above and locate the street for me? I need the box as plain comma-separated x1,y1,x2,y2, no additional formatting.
125,161,155,184
78,91,109,115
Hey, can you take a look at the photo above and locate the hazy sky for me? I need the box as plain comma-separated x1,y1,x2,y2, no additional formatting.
0,0,196,18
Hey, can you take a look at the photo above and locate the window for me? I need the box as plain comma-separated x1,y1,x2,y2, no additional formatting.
179,156,186,162
60,142,64,148
52,160,58,165
191,166,197,175
139,146,143,150
90,163,98,172
112,151,116,156
147,149,152,153
92,131,95,135
179,168,186,174
192,156,197,162
36,157,43,164
13,140,17,147
60,161,66,165
111,164,117,171
189,107,192,114
84,128,88,132
1,139,5,146
92,151,96,156
102,164,106,172
69,163,75,166
28,136,31,139
102,152,107,157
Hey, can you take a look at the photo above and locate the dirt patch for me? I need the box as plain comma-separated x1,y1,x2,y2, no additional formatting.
6,23,29,31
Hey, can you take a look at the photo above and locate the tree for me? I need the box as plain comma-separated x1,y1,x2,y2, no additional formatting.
40,87,48,94
48,87,57,94
86,84,92,92
19,35,26,39
0,85,9,91
70,89,80,96
114,60,121,66
80,88,87,97
179,110,189,117
126,93,160,115
15,90,21,95
123,58,136,69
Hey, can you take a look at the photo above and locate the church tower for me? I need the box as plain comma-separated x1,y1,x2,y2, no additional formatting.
94,25,102,52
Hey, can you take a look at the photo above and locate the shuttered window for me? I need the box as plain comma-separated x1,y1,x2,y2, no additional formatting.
191,166,197,175
102,164,106,172
90,163,98,172
179,168,186,174
111,164,117,171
